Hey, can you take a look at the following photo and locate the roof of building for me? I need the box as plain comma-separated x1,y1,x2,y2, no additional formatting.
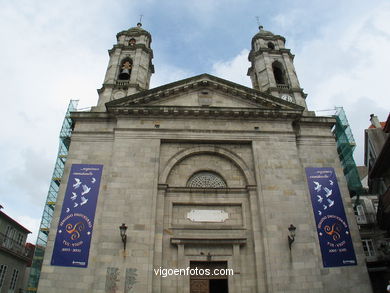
368,122,386,129
0,210,31,233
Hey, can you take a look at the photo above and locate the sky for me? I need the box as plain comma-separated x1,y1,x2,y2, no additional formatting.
0,0,389,243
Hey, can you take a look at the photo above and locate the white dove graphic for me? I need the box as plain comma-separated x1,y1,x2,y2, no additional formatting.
73,178,82,189
91,177,96,184
74,202,78,208
80,196,88,206
317,195,323,203
70,192,77,200
327,199,334,207
318,210,322,216
81,185,91,196
329,180,334,186
324,187,333,198
313,181,322,192
323,204,327,210
66,208,70,213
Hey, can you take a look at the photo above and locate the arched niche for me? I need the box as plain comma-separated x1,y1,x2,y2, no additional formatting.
272,61,286,85
159,146,255,188
118,58,133,80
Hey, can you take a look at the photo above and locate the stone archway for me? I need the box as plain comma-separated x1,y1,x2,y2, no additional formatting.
159,145,255,186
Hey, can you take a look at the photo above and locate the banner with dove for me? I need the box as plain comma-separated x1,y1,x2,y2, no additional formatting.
51,164,103,268
305,167,357,267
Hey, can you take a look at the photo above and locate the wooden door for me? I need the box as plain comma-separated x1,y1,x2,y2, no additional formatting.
190,279,209,293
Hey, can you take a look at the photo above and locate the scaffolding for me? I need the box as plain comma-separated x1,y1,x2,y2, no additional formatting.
332,107,364,197
26,100,78,292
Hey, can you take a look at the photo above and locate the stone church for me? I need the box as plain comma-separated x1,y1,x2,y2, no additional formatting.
38,23,372,292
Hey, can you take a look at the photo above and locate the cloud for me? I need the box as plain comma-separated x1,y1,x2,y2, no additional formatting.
212,49,251,86
209,1,390,167
15,215,41,244
294,2,390,164
151,63,193,88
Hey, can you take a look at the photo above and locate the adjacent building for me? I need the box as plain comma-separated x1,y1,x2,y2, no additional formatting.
366,114,390,233
352,114,390,292
0,208,32,293
37,24,373,292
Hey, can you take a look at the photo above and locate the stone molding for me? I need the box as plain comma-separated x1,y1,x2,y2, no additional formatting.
159,145,255,186
105,74,304,111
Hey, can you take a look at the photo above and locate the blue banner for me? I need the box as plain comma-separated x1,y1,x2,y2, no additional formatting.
51,164,103,268
305,167,357,267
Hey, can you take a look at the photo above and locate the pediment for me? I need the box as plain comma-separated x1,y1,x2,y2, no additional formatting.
106,74,304,118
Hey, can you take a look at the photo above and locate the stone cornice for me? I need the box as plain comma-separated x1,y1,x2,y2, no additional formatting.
97,82,145,94
106,73,304,111
298,116,336,127
116,28,152,40
248,48,294,61
108,43,154,58
251,34,286,45
70,111,335,129
107,105,303,119
267,86,308,98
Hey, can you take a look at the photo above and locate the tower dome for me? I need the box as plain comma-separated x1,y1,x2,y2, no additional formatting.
116,22,152,43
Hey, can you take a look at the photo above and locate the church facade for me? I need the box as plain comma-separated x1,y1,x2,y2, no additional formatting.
38,24,372,293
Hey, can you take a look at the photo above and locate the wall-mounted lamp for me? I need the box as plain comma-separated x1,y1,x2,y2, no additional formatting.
288,224,296,250
119,223,128,250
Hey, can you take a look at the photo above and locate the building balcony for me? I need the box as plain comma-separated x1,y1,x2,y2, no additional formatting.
116,80,130,86
356,212,377,225
0,232,31,261
276,84,289,90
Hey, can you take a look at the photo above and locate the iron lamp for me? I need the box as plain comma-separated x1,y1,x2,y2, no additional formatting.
119,223,128,250
288,224,296,250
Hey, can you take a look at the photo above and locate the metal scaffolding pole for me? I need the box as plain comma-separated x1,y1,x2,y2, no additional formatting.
26,100,78,292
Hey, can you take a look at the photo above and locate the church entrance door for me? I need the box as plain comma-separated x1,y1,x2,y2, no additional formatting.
189,261,229,293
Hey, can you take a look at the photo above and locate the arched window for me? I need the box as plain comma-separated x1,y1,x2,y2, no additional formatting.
267,42,275,50
272,61,286,85
118,58,132,80
187,171,227,188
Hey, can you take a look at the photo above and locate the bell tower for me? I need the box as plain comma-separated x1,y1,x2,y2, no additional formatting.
247,26,307,108
96,23,154,108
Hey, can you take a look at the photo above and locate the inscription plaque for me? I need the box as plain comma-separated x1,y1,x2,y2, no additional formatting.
187,209,229,222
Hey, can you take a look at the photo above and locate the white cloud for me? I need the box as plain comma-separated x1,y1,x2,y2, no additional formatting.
210,1,390,167
0,1,124,239
294,2,390,165
151,64,193,88
15,215,41,244
212,49,251,86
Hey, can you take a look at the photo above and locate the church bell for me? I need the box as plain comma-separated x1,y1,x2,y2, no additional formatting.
118,68,130,80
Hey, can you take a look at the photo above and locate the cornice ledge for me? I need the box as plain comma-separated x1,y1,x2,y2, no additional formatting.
108,106,303,119
298,116,336,127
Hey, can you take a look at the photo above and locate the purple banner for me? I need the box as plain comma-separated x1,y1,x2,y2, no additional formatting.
51,164,103,268
305,167,357,267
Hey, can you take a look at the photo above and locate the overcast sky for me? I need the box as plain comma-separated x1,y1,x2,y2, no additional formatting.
1,0,389,243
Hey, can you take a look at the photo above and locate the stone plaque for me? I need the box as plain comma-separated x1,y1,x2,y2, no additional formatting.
187,209,229,222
